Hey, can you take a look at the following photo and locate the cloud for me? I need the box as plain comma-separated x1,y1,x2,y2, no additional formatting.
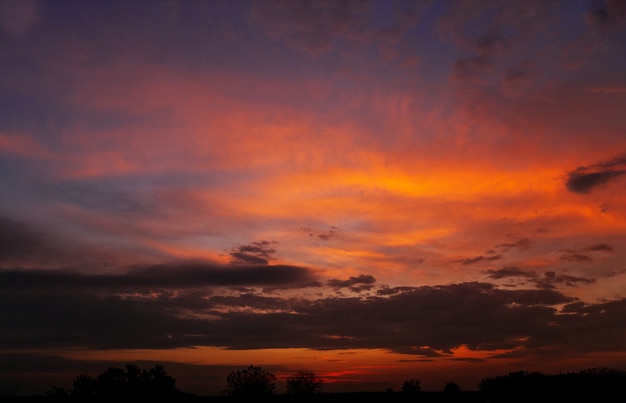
453,254,503,266
581,243,614,252
485,267,596,289
485,266,535,280
584,0,626,30
229,240,279,265
0,216,49,263
248,0,426,59
451,56,493,83
565,154,626,193
495,237,531,251
5,277,624,357
0,0,39,36
248,0,370,55
0,262,317,292
584,85,626,94
558,243,615,262
327,274,376,290
536,271,595,289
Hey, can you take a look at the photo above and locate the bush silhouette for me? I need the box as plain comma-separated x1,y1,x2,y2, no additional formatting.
225,365,276,397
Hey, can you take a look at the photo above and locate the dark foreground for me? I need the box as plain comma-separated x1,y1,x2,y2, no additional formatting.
2,390,625,403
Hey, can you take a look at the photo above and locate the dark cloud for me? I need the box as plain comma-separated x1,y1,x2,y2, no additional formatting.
451,237,531,266
558,253,593,263
565,155,626,193
536,271,595,289
558,243,614,262
0,215,129,270
0,262,317,292
249,0,370,55
47,181,157,216
249,0,425,56
485,266,535,280
302,225,340,241
5,277,624,359
327,274,376,289
485,267,595,289
584,0,626,30
0,216,51,263
229,240,278,265
453,254,503,265
318,226,339,241
451,55,493,82
376,286,417,296
581,243,614,252
495,237,531,251
440,1,556,84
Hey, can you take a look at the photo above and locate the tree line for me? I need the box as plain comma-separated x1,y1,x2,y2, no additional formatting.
45,364,626,401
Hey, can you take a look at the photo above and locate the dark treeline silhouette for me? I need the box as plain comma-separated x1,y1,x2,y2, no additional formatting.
46,363,179,399
478,367,626,403
34,365,626,402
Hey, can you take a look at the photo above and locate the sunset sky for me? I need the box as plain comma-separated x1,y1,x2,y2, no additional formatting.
1,0,626,396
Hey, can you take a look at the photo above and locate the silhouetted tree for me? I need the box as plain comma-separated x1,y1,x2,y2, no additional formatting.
95,367,127,397
443,382,462,402
125,364,143,397
46,386,70,397
444,381,461,393
71,373,96,397
286,370,323,395
477,368,626,402
67,364,178,399
144,364,178,396
225,365,276,397
402,378,421,394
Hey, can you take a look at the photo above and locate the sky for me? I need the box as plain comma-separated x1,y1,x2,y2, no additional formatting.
1,0,626,396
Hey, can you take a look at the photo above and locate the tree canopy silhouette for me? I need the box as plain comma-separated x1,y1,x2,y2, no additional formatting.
478,367,626,402
224,365,276,397
401,378,422,395
286,370,324,395
67,363,179,398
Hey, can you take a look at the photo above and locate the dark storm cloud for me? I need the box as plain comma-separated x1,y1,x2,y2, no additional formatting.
229,240,278,265
0,262,317,292
4,278,624,358
565,154,626,193
485,267,595,289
